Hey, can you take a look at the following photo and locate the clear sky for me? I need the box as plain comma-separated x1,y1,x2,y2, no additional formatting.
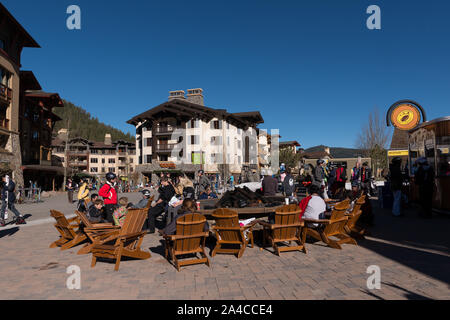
3,0,450,149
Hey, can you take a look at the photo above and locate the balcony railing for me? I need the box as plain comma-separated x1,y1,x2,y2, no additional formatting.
155,144,176,152
155,126,175,134
0,84,12,102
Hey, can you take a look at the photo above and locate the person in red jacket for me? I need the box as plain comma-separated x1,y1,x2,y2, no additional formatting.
98,172,118,223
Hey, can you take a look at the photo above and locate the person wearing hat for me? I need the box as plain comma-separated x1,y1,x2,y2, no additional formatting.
389,157,404,217
132,189,152,209
414,157,435,218
0,175,26,226
98,172,118,223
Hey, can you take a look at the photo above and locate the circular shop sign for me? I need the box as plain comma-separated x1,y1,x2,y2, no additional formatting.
390,103,421,130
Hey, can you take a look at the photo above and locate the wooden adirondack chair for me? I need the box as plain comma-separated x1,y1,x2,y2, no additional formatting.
74,210,120,255
163,213,210,271
345,195,367,239
49,210,87,250
211,208,256,258
259,204,307,256
90,208,150,271
303,199,356,249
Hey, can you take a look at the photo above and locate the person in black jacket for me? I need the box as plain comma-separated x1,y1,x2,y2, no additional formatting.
146,177,175,233
160,199,209,236
415,157,435,218
0,175,25,226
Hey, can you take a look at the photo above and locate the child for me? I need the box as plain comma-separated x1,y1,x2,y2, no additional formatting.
87,199,106,223
113,197,128,227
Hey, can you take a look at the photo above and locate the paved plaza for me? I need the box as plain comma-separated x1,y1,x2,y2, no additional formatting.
0,192,449,300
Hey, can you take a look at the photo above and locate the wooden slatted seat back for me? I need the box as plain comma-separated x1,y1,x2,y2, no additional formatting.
273,204,302,241
212,208,241,243
324,199,350,236
117,208,147,250
174,213,207,253
50,210,76,239
347,195,366,229
120,208,147,235
75,210,92,228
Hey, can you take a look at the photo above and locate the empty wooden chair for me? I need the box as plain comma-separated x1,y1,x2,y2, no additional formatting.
90,208,150,271
259,204,307,256
49,210,86,250
210,208,256,258
345,195,367,239
303,199,356,249
163,213,210,271
74,210,120,255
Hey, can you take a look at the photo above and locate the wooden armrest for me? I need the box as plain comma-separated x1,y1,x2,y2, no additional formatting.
118,231,146,241
212,226,242,231
270,222,304,229
91,230,121,242
68,216,79,223
258,221,273,228
90,223,119,229
164,232,209,241
301,218,331,225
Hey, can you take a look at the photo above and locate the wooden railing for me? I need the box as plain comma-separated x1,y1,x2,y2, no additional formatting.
0,118,9,130
155,144,176,151
0,84,12,101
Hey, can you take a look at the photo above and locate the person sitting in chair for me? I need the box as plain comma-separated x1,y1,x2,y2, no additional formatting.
198,186,218,200
159,199,209,236
302,183,327,228
87,199,107,223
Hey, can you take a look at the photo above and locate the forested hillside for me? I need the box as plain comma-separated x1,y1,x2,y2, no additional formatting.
53,100,135,142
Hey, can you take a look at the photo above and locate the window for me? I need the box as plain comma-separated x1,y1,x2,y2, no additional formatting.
190,135,199,145
211,136,222,145
146,155,152,164
129,158,133,163
108,168,115,173
187,119,199,129
0,39,5,50
90,158,98,163
227,137,230,146
90,167,98,173
159,155,168,161
108,158,115,164
101,167,106,173
210,120,222,130
210,153,222,164
237,140,241,149
238,156,241,164
102,158,105,164
145,138,152,147
227,123,230,129
237,128,242,134
32,131,39,141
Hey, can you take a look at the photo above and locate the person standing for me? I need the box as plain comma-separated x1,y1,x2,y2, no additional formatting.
77,179,90,212
196,170,211,198
282,168,296,201
66,178,74,204
0,175,26,226
98,172,118,223
361,162,372,196
229,175,234,189
262,171,278,196
389,157,403,217
314,159,328,200
415,157,435,218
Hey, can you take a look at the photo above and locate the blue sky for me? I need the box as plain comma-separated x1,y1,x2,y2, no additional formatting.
3,0,450,148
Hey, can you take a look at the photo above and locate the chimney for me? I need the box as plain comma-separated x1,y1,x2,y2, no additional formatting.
186,88,204,105
168,90,186,101
58,128,68,140
105,133,112,145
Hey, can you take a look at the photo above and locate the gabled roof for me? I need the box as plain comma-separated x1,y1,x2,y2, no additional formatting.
127,99,264,129
232,111,264,124
20,71,42,91
0,3,40,48
25,91,64,108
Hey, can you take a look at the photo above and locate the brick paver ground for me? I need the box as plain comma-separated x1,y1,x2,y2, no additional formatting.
0,192,449,300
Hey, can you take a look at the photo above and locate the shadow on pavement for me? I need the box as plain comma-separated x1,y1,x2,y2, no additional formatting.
358,199,450,286
0,227,19,238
